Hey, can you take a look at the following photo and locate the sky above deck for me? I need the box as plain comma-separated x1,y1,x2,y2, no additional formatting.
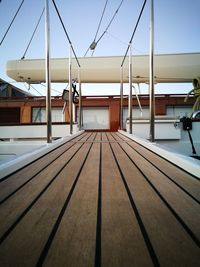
0,0,199,96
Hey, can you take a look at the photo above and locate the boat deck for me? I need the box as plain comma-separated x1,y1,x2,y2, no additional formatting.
0,132,199,267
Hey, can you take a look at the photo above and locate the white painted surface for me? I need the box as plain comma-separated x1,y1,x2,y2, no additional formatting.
0,131,84,180
7,53,200,83
123,107,149,128
0,124,78,139
157,122,200,155
0,141,46,162
119,130,200,178
126,118,181,139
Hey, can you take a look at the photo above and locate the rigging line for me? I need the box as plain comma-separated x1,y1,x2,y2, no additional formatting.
0,0,25,46
87,0,124,57
40,83,62,94
51,0,80,67
29,84,43,96
21,8,45,60
84,0,108,57
96,0,124,45
94,0,109,41
106,31,146,54
84,47,90,57
106,31,128,46
121,0,147,67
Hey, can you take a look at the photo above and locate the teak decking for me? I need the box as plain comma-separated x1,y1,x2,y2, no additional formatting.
0,132,199,267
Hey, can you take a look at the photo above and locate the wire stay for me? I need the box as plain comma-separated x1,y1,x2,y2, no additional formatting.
85,0,124,56
84,0,108,56
121,0,147,67
51,0,80,67
0,0,25,46
21,8,45,59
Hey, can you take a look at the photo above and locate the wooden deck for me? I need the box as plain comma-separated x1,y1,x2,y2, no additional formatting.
0,132,199,267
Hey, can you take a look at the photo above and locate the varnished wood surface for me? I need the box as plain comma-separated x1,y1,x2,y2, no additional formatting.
0,132,199,267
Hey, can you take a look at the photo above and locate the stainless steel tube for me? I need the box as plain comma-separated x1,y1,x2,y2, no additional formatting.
69,45,73,135
149,0,155,142
120,66,123,130
45,0,52,143
128,45,133,134
78,67,82,130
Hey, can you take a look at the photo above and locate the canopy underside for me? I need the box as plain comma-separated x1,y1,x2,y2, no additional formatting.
6,53,200,84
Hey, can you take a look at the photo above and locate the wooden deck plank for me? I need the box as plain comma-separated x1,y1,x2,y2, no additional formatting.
101,133,153,267
0,138,89,236
0,131,199,267
116,132,200,199
0,132,89,201
0,134,97,266
106,133,200,266
43,134,101,266
111,134,200,240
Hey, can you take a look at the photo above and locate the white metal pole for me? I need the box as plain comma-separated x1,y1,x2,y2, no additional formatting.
78,67,82,130
128,44,133,134
45,0,52,143
120,66,123,130
69,45,73,134
149,0,155,142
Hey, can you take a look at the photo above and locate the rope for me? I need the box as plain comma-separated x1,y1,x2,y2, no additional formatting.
21,8,45,59
0,0,25,46
84,0,108,56
51,0,80,67
121,0,147,67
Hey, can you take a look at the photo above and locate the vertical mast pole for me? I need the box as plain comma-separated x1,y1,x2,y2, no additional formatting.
78,67,82,130
149,0,155,142
128,44,133,134
120,66,123,130
69,44,73,134
45,0,52,143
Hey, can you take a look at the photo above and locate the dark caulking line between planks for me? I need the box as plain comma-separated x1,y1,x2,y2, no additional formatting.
0,133,96,245
105,133,160,267
0,132,88,183
111,133,200,248
95,132,102,267
36,133,97,267
111,133,200,205
0,133,92,205
117,132,200,181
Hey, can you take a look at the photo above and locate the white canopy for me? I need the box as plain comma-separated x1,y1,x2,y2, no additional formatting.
6,53,200,83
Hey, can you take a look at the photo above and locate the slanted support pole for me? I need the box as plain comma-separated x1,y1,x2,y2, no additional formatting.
120,66,123,130
69,44,73,135
128,44,133,134
78,67,82,130
149,0,155,142
45,0,52,143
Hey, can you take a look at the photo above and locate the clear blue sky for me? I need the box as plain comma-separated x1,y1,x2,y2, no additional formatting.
0,0,199,96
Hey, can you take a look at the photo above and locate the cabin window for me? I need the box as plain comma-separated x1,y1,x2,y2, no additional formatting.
32,107,63,122
0,107,20,124
166,106,193,118
77,107,109,130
